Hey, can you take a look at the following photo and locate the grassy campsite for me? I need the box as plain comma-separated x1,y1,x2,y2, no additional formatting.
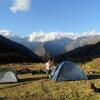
0,58,100,100
1,0,100,99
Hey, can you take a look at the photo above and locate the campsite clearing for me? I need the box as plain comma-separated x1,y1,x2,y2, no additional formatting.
0,61,100,100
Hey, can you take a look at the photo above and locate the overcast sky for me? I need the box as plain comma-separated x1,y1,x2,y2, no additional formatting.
0,0,100,36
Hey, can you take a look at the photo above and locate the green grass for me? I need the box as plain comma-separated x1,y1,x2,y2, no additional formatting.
0,59,100,100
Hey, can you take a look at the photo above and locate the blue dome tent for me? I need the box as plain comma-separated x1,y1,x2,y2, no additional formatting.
51,61,87,81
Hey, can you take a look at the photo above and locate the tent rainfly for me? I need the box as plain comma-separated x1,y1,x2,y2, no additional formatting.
51,61,87,81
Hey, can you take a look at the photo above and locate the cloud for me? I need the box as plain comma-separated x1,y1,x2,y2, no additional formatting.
0,28,100,42
28,31,100,42
10,0,31,13
0,29,12,37
28,31,78,42
81,30,100,36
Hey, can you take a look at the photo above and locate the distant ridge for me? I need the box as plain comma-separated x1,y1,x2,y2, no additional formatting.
0,35,41,64
57,41,100,63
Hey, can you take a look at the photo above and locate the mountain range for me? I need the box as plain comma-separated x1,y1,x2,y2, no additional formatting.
9,35,100,58
0,35,41,64
0,30,100,59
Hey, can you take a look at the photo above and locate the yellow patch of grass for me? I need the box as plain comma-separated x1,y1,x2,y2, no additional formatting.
0,62,100,100
79,58,100,74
